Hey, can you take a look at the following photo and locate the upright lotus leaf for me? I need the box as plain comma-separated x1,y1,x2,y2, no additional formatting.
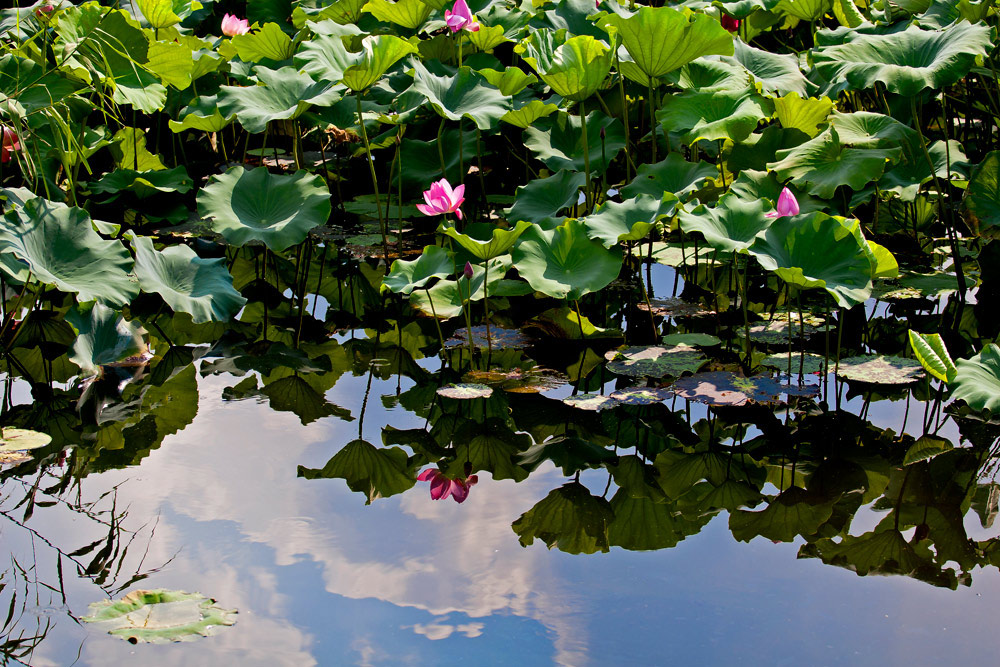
468,24,510,52
726,170,824,215
408,60,511,131
865,241,899,279
478,67,538,96
66,302,145,376
524,110,625,174
90,166,193,200
597,6,733,81
511,218,622,300
835,355,925,384
512,481,614,554
672,58,751,94
111,127,165,171
963,151,1000,235
168,95,234,133
908,330,956,383
0,54,85,114
748,212,875,308
502,98,560,129
582,194,674,249
832,0,865,26
775,0,833,20
506,170,586,226
0,199,137,306
230,22,294,62
294,32,355,83
881,139,969,201
83,590,236,644
729,487,837,543
517,31,612,102
827,111,919,151
726,40,809,97
384,245,453,295
951,344,1000,416
145,39,196,89
197,167,331,252
362,0,432,29
217,67,339,134
293,0,368,25
130,235,246,324
658,86,771,145
812,22,993,97
620,153,718,200
773,92,834,137
298,440,415,504
444,221,532,261
678,196,774,253
768,127,901,198
341,35,419,92
136,0,203,30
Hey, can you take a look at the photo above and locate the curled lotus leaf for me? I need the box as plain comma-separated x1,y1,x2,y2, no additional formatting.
608,386,672,405
562,393,621,411
669,371,820,406
83,589,236,644
835,355,925,385
950,344,1000,416
436,383,494,399
517,31,613,102
605,344,707,379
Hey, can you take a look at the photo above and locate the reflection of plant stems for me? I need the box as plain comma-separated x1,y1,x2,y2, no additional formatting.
424,286,446,352
459,276,475,359
741,256,751,367
579,98,591,212
573,299,586,341
356,93,388,264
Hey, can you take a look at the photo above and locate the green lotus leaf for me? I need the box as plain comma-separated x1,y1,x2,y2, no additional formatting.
767,127,901,198
582,194,674,249
965,151,1000,235
730,487,836,543
168,95,234,133
672,58,751,93
218,67,339,134
502,98,560,129
293,0,367,25
468,25,511,52
409,60,511,131
112,127,166,172
90,166,193,199
605,344,707,379
762,351,827,374
362,0,432,29
0,54,85,114
506,170,586,226
865,240,899,279
437,383,494,399
517,31,612,102
478,67,538,96
83,589,236,644
230,22,294,62
145,39,195,89
341,35,419,92
775,0,833,20
526,305,617,340
409,257,512,318
130,235,246,324
827,110,919,151
612,494,710,549
384,244,453,295
805,528,936,577
444,221,532,261
298,440,414,504
293,31,355,83
562,392,621,411
197,166,331,252
658,86,771,145
908,330,956,383
951,344,1000,416
0,428,52,454
518,436,616,476
66,302,145,376
832,0,865,26
726,170,824,215
773,92,834,137
620,153,718,200
512,481,614,554
812,22,992,97
598,6,733,81
747,212,874,307
836,355,925,385
0,198,137,306
511,218,622,300
726,40,809,97
524,110,625,174
678,196,774,253
137,0,203,28
532,0,608,38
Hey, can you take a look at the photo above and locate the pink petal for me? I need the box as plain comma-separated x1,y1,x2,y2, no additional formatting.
438,178,455,201
776,187,800,216
429,476,450,500
467,475,478,486
451,481,470,503
452,0,474,22
417,468,438,482
446,14,466,32
423,190,437,208
467,22,480,32
428,181,446,200
454,208,463,220
451,184,465,206
416,204,438,217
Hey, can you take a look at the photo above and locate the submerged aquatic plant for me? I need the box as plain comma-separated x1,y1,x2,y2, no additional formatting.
417,178,466,220
221,14,250,36
417,468,479,503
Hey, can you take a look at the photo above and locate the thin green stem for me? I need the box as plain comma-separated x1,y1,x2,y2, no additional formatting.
579,98,591,212
357,92,388,264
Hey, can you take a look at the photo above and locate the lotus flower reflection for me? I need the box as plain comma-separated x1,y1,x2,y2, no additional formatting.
417,468,479,503
416,178,466,220
221,14,250,36
445,0,480,33
765,187,800,218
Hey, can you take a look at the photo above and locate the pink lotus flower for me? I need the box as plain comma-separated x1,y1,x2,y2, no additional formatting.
417,468,479,503
445,0,480,33
463,261,473,280
34,4,54,18
416,178,466,220
1,127,20,164
765,187,799,218
221,13,250,36
721,14,740,32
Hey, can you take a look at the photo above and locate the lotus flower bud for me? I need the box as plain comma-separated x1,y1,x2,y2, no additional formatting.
463,261,474,280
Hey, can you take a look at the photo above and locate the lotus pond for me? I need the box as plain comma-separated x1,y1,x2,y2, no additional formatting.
2,0,1000,664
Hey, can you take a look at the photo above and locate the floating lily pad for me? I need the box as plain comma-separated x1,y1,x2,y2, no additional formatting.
444,325,531,350
670,371,820,406
0,428,51,453
608,386,673,405
561,393,621,411
762,352,827,375
436,383,494,399
660,333,721,347
637,297,715,319
464,367,566,394
83,589,236,644
748,319,819,344
835,356,925,385
605,345,707,379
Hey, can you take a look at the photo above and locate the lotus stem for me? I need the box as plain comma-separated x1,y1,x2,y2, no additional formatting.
614,49,632,182
579,98,591,212
476,128,487,220
357,93,389,264
483,261,492,356
647,80,657,162
573,300,586,341
437,117,448,179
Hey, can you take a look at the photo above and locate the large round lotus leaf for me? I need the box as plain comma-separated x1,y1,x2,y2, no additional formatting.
409,60,511,131
383,244,454,295
827,111,919,151
506,170,586,227
775,0,833,21
678,196,774,253
0,198,137,306
725,40,809,97
726,170,824,215
748,213,874,308
762,352,827,375
582,194,673,249
672,58,751,94
341,35,418,92
511,218,622,300
835,355,925,385
670,371,819,406
517,31,612,102
130,235,246,324
964,151,1000,235
293,31,355,83
767,127,902,199
83,589,236,644
512,481,614,554
67,302,146,377
605,344,707,379
773,92,834,138
444,221,532,261
748,319,819,344
217,66,340,134
524,110,626,175
812,22,992,97
658,87,771,145
198,166,331,252
362,0,431,28
620,153,718,201
562,393,621,411
437,383,494,399
0,428,51,453
952,344,1000,416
